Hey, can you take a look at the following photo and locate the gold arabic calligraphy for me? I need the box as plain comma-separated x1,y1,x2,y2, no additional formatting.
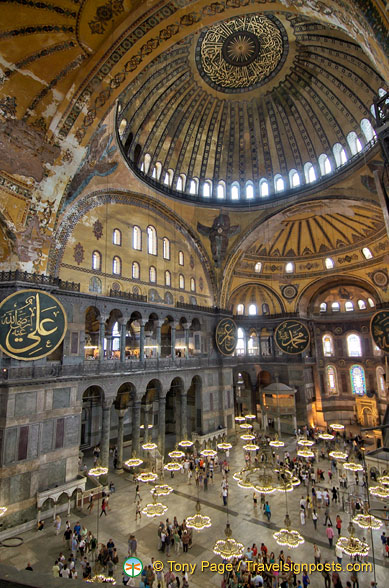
276,321,309,354
216,319,237,354
371,311,389,352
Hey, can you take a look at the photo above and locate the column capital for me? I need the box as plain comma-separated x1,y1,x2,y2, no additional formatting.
156,319,164,328
118,317,129,326
102,399,113,410
170,321,179,329
139,319,148,327
182,323,190,330
99,315,108,324
116,408,126,417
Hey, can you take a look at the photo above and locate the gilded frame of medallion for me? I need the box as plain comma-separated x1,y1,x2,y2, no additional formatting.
215,317,238,356
274,319,310,355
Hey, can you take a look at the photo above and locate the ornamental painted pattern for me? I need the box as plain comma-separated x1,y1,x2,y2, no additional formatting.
350,364,366,395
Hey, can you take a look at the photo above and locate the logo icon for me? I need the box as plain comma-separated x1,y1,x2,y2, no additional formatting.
123,557,143,578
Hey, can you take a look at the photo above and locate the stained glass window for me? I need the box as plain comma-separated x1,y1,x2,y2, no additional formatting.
350,365,366,395
326,365,337,395
347,333,362,357
322,334,334,357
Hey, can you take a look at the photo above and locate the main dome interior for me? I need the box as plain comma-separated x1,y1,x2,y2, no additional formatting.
117,11,384,205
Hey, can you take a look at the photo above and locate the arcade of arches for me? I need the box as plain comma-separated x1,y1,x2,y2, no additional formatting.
0,0,389,574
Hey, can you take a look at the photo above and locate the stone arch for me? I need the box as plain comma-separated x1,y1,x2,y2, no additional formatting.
84,306,100,360
80,385,104,449
187,375,202,437
166,376,185,449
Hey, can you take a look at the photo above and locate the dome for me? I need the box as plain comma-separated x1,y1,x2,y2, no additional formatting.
117,12,384,206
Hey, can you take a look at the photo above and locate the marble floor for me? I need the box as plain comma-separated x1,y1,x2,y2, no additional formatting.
0,435,388,587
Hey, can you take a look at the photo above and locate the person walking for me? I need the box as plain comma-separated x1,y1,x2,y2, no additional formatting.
100,498,107,517
128,535,137,557
264,501,271,522
336,514,342,537
222,486,228,506
324,505,332,526
313,544,321,564
54,514,62,536
312,509,318,530
322,564,331,588
335,544,343,565
326,524,334,547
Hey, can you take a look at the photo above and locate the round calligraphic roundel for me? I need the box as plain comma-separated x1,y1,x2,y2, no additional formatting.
274,320,310,355
371,310,389,352
215,318,238,355
0,289,67,361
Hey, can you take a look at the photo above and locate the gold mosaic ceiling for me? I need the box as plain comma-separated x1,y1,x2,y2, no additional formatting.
118,11,385,194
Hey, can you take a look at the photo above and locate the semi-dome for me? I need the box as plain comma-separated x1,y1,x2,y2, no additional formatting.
117,12,384,206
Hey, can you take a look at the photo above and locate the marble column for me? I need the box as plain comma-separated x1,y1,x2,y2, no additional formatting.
98,317,106,360
171,322,177,358
262,412,268,432
292,415,297,434
244,330,248,356
181,391,188,439
276,415,281,436
116,408,126,472
184,325,190,359
144,408,150,443
106,336,113,359
156,320,163,359
101,402,111,469
132,401,141,455
158,396,166,456
139,321,146,363
119,319,127,363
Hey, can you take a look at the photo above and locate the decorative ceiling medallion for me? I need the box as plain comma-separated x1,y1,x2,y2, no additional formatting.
215,318,238,355
281,285,298,300
274,320,310,355
371,311,389,352
196,14,287,93
371,270,388,289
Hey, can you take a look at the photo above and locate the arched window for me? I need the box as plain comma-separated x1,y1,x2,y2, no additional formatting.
331,302,340,312
333,143,348,167
246,182,254,199
178,251,184,266
165,270,171,287
254,262,262,273
163,169,174,186
289,169,300,188
132,261,140,280
133,226,142,250
113,228,122,246
318,153,332,175
259,179,269,197
358,299,366,310
231,182,240,200
217,181,226,199
163,237,170,260
237,304,244,315
368,297,375,308
153,161,162,180
118,119,127,137
274,174,285,193
236,327,245,356
304,162,316,183
320,302,327,313
262,303,269,315
345,301,354,312
190,277,196,292
347,131,363,155
350,364,366,395
176,176,184,191
248,304,257,315
322,334,334,357
144,153,151,175
377,366,386,397
179,274,185,289
112,321,121,351
326,365,338,395
325,257,334,269
248,330,258,355
149,266,156,283
360,118,376,142
347,333,362,357
362,247,373,259
92,250,101,271
189,178,198,195
112,256,121,275
147,225,157,255
285,262,294,273
203,180,212,197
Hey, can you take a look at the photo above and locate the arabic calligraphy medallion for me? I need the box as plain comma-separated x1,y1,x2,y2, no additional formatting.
0,289,67,361
215,318,238,355
275,320,310,355
371,311,389,352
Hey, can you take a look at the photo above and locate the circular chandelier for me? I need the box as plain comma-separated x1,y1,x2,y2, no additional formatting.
235,416,245,423
140,424,153,429
336,523,369,557
318,433,334,441
241,434,255,441
244,414,256,420
329,450,348,461
124,458,143,468
343,461,364,472
142,442,158,451
0,506,7,517
88,467,108,477
151,485,173,497
168,450,185,459
243,443,259,451
233,464,299,494
378,474,389,486
178,440,193,448
186,501,212,531
86,574,116,584
240,423,253,430
141,497,168,518
164,461,183,472
352,512,382,530
213,523,244,560
330,423,345,430
297,439,315,447
297,448,315,459
269,439,285,448
137,472,158,483
200,449,217,457
369,484,389,499
217,442,232,450
273,515,304,548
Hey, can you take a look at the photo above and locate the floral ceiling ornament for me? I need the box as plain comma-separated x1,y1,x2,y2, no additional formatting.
73,243,85,265
93,220,103,240
88,0,125,35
